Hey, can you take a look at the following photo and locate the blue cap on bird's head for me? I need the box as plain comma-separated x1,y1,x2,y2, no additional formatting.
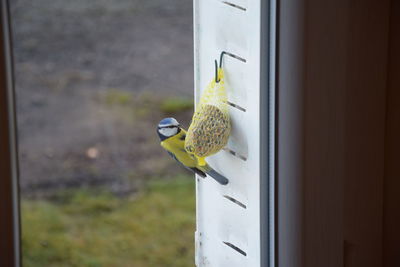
157,118,181,141
158,117,179,128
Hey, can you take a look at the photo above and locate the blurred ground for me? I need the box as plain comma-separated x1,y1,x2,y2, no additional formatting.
11,0,194,197
11,1,196,266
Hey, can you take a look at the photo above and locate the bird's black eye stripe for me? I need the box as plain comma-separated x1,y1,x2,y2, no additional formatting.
160,125,177,129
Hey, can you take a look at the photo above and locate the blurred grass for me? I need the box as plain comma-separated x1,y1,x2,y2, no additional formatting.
99,90,193,117
160,97,193,113
103,89,132,106
22,176,195,267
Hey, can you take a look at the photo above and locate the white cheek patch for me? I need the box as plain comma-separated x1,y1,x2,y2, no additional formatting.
159,118,179,128
159,127,178,137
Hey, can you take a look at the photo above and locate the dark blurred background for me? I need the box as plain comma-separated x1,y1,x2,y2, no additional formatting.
11,0,196,266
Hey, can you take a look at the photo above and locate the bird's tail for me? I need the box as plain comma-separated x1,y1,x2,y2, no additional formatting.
202,165,229,185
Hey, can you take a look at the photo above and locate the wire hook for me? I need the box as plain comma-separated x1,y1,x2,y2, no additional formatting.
215,51,227,83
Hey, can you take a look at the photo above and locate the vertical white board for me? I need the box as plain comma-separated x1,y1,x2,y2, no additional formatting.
193,0,267,266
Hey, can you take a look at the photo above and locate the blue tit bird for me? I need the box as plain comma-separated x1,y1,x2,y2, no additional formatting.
157,117,229,185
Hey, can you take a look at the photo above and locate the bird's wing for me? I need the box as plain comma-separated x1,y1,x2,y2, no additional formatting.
166,151,205,177
167,151,179,162
190,167,207,178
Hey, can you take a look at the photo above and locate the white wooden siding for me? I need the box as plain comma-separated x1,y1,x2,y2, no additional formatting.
193,0,264,266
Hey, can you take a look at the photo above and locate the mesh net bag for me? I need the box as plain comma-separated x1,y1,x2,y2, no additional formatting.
185,67,231,159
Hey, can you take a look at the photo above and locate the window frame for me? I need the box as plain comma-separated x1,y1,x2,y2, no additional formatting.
0,0,21,266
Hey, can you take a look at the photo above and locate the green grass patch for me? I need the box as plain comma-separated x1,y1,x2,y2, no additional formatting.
103,89,132,106
21,176,195,267
160,97,193,113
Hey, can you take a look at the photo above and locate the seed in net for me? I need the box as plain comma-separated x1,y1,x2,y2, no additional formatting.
185,104,231,157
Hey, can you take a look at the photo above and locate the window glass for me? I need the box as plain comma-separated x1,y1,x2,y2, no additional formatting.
11,0,195,265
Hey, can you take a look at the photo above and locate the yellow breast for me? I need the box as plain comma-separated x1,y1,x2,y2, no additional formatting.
161,129,199,168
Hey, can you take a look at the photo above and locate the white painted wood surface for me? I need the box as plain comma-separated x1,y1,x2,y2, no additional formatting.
193,0,263,266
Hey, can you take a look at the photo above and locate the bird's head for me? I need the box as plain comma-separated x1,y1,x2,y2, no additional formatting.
157,117,181,141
